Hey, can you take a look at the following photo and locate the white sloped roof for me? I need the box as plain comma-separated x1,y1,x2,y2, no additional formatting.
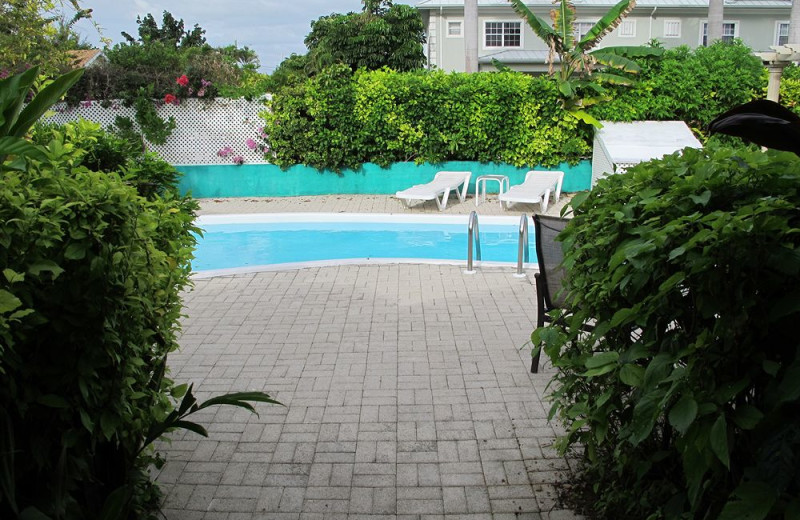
595,121,702,164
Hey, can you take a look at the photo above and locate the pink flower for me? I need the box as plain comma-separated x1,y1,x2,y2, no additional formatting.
232,155,244,165
176,74,189,87
164,93,177,105
187,87,194,96
201,79,212,87
258,127,268,138
197,88,205,97
245,138,257,150
81,99,92,108
217,146,233,157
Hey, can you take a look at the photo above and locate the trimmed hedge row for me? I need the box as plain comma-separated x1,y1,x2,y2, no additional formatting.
591,41,766,129
263,65,592,171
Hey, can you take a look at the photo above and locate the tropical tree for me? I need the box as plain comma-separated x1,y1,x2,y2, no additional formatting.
0,0,94,75
304,1,426,74
509,0,662,125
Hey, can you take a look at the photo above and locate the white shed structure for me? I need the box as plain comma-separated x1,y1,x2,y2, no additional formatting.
591,121,703,186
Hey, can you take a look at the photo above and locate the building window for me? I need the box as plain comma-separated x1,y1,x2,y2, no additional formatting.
447,20,462,38
574,21,595,41
485,21,521,47
701,21,739,46
618,20,636,38
664,20,681,38
776,21,790,45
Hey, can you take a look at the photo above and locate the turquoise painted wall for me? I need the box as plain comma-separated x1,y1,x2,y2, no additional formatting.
176,161,591,198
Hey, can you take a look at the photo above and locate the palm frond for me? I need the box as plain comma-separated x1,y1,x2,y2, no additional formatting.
592,71,637,86
508,0,558,43
595,45,664,58
578,0,636,51
590,51,641,73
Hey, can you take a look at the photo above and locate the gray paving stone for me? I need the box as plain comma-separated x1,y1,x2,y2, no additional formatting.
157,264,580,519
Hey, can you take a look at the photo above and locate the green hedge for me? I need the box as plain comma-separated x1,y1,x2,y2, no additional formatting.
0,127,199,517
591,41,766,130
536,145,800,518
263,65,592,171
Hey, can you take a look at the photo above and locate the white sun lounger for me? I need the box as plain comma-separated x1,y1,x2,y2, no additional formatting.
499,170,564,213
395,171,472,211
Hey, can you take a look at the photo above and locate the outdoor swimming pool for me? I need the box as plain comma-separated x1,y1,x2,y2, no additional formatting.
193,213,536,275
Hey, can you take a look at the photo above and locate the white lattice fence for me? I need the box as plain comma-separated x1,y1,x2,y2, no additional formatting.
45,97,271,165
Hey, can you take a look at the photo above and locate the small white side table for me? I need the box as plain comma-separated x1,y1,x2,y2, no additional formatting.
474,174,510,206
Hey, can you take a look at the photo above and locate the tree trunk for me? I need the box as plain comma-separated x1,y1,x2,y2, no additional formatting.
707,0,724,44
790,0,800,44
465,0,478,72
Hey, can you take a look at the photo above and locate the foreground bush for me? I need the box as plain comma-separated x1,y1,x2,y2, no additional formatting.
536,146,800,518
263,65,591,171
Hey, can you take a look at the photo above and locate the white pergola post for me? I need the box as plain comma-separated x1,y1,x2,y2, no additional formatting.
756,45,800,103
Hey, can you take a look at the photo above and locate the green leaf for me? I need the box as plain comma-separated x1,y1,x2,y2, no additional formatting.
619,364,644,387
763,360,780,376
717,481,778,520
0,290,22,314
570,109,601,127
590,51,640,73
658,272,685,293
172,420,209,438
0,136,47,161
710,415,730,468
585,351,619,369
64,243,86,260
2,269,24,283
28,261,64,279
578,0,635,50
777,365,800,403
690,190,712,206
36,394,69,408
11,69,84,138
98,485,131,520
508,0,558,43
18,507,52,520
668,396,698,434
732,405,763,430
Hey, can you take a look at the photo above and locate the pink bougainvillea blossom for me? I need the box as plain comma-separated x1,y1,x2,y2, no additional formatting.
201,79,212,87
245,138,257,150
80,99,92,108
258,127,268,138
176,75,189,87
197,88,205,97
232,155,244,165
164,93,178,105
217,146,233,157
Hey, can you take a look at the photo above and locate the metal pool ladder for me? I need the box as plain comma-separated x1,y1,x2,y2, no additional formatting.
465,210,481,274
514,214,530,278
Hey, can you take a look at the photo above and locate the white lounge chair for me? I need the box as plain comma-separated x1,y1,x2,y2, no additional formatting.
499,170,564,213
395,171,472,211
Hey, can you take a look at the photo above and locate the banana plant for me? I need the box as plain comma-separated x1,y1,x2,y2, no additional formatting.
509,0,663,126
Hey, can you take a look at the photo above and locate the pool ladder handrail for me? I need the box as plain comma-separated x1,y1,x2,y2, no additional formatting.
514,214,530,278
465,210,481,274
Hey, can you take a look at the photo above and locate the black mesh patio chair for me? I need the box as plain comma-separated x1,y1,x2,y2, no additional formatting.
531,214,596,373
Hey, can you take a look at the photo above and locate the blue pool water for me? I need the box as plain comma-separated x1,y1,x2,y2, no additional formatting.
193,216,535,272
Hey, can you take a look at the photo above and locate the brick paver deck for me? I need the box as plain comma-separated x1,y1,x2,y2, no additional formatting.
155,194,582,519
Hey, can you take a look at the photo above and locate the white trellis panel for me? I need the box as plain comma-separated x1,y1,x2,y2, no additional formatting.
44,97,272,165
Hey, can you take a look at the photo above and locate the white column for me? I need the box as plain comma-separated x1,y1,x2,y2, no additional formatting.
465,0,479,72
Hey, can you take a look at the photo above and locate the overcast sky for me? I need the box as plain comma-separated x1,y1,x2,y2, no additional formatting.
72,1,415,73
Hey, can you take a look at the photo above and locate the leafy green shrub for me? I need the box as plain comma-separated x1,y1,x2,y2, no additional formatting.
593,41,766,131
0,147,199,517
536,145,800,518
32,120,180,199
1,69,279,518
263,67,591,171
